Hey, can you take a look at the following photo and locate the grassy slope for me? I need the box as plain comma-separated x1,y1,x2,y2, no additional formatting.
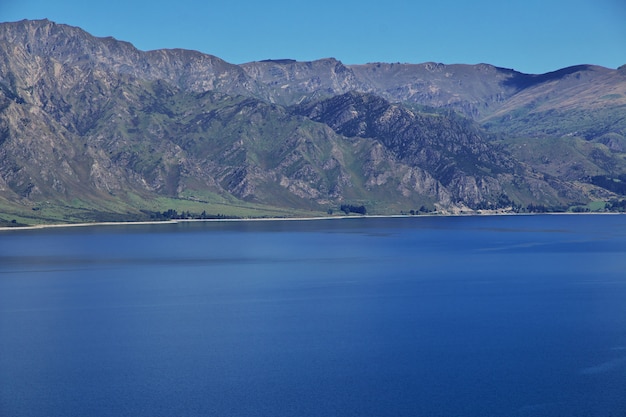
0,190,327,226
483,105,626,145
499,136,626,180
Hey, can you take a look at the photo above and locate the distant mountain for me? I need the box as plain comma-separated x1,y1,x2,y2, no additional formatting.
481,65,626,145
0,19,624,224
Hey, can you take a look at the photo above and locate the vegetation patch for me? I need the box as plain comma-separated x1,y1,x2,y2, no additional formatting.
339,204,367,215
590,175,626,195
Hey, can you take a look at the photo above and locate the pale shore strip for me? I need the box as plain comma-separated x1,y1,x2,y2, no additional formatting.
0,215,394,232
0,211,622,233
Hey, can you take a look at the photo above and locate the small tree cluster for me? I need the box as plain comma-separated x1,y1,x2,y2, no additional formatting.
407,206,431,215
340,204,367,215
606,199,626,212
526,204,548,213
591,175,626,195
525,204,567,213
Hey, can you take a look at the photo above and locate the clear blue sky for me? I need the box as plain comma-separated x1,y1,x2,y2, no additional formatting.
1,0,624,74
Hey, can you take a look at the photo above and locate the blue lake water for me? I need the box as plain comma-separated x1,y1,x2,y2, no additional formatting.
1,215,626,417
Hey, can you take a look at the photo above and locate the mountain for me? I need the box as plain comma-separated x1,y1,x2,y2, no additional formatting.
481,65,626,145
240,58,367,106
294,91,545,206
0,19,624,225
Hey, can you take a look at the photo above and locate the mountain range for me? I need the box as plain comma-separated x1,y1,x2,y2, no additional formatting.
1,19,625,225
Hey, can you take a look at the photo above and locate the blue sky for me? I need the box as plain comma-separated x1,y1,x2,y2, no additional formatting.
1,0,624,74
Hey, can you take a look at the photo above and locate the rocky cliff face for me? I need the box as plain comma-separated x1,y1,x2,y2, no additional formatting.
293,91,576,207
0,19,268,98
0,19,624,222
241,58,369,105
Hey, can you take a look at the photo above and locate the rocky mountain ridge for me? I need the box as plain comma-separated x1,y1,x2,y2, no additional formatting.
0,19,624,224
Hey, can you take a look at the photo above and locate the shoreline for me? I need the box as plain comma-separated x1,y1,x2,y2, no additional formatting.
0,214,408,232
0,211,623,232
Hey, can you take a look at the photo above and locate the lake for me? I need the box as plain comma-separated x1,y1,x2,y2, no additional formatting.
1,215,625,417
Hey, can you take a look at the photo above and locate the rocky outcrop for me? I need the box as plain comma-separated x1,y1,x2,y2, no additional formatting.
241,58,369,105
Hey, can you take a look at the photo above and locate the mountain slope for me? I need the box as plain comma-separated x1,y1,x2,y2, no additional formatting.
482,65,626,144
0,19,269,99
293,92,581,207
0,19,624,223
240,58,368,106
348,62,522,119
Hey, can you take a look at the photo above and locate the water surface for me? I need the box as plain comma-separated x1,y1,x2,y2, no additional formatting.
1,215,625,416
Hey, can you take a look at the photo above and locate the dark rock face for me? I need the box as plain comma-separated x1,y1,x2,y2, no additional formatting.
295,92,525,206
0,19,624,219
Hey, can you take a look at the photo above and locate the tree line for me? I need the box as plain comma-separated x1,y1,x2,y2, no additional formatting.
142,209,239,221
340,204,367,215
